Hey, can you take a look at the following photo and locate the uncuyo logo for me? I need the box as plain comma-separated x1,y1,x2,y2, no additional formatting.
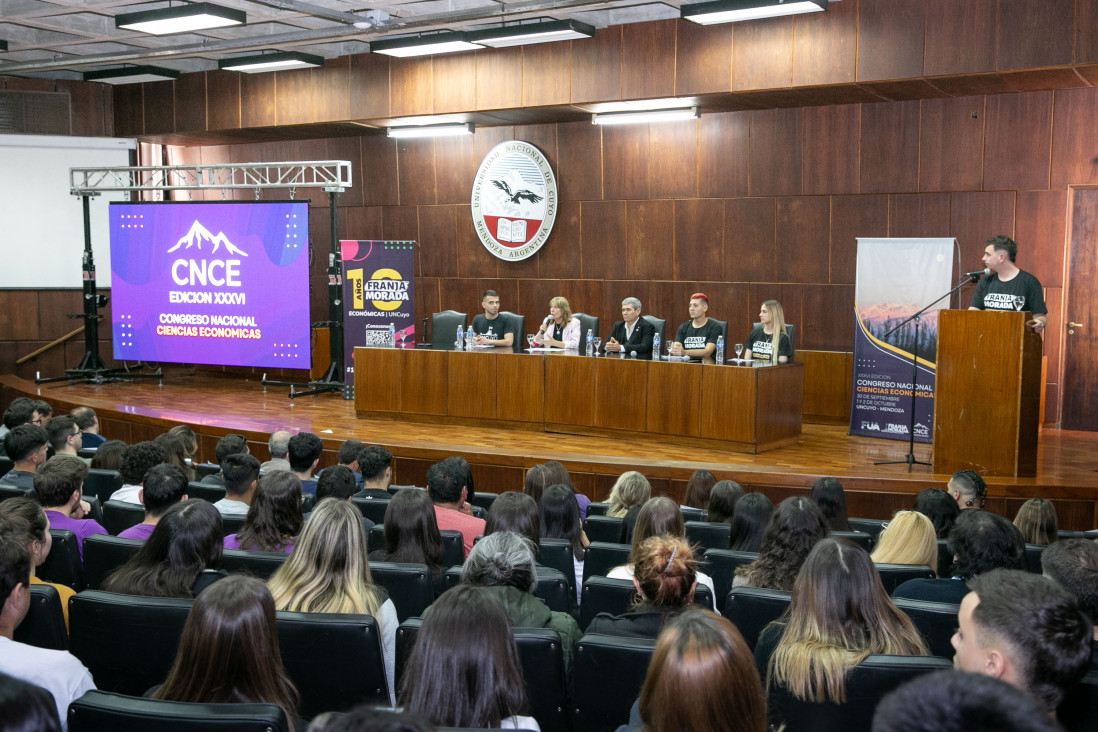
170,220,247,287
471,141,557,262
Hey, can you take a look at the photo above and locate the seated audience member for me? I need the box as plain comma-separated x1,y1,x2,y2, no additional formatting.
0,532,96,725
871,670,1061,732
34,456,106,561
0,670,63,732
743,300,792,364
539,484,589,602
70,406,104,449
287,432,323,495
320,439,365,488
913,487,961,539
452,531,581,674
311,465,373,533
671,293,721,359
353,446,394,500
870,510,938,573
606,470,651,520
399,584,539,731
590,536,698,639
542,460,590,522
213,453,261,516
682,469,716,512
952,569,1091,715
153,575,299,727
102,500,225,597
734,497,828,591
109,440,168,504
268,498,398,701
533,295,580,351
426,457,485,558
224,471,303,554
154,431,195,482
0,425,49,490
46,416,82,459
522,464,551,504
756,539,927,703
706,480,745,525
808,476,853,532
0,499,76,629
728,493,774,553
485,491,541,548
89,439,125,472
369,489,448,596
946,469,988,510
260,430,292,473
892,510,1026,605
33,402,53,428
167,424,199,467
615,609,766,732
0,397,39,442
200,434,249,486
1041,539,1098,670
447,455,477,505
608,497,716,597
1013,498,1058,546
117,464,190,540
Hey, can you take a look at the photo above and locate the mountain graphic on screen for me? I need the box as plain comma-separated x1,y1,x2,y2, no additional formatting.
168,220,249,256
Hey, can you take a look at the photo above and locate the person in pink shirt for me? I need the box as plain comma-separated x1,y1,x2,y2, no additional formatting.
427,458,485,558
118,464,190,541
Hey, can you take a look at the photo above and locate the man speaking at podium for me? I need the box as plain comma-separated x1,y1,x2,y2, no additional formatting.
968,235,1047,334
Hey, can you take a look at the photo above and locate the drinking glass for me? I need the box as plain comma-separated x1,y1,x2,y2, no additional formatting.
734,343,744,361
667,341,675,360
527,334,536,349
593,336,602,353
1012,296,1025,311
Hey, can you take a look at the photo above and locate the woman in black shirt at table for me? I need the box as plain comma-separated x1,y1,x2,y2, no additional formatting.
744,300,792,364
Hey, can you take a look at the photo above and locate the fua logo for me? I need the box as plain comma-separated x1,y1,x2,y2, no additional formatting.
169,220,247,287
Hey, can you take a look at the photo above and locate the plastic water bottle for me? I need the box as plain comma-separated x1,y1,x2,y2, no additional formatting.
585,329,594,356
388,322,396,348
456,324,464,350
652,331,661,361
715,336,725,365
466,325,474,350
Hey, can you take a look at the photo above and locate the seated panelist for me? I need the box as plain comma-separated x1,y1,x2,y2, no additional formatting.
534,296,581,349
670,293,721,358
604,297,655,357
743,300,791,364
471,289,514,348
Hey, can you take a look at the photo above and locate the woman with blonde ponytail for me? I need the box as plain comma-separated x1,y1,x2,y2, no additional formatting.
744,300,792,364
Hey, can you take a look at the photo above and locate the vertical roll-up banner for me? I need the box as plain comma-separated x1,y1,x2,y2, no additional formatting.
340,240,415,383
850,238,955,442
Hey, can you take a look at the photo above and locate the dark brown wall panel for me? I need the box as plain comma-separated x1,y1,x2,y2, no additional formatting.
240,73,276,128
66,81,112,137
361,135,399,207
206,70,240,131
314,58,351,123
390,57,432,117
621,19,676,100
830,195,889,284
802,104,860,195
557,121,603,201
732,17,793,91
477,47,523,110
433,52,477,114
522,42,571,107
923,0,997,76
572,27,622,104
750,283,803,334
996,0,1074,70
698,111,750,198
397,139,436,206
434,135,474,205
1051,87,1098,187
340,206,384,243
856,0,926,82
143,80,174,135
38,290,83,341
1079,0,1098,64
541,199,581,279
983,91,1052,191
888,193,951,237
750,108,803,196
725,197,777,282
113,83,143,137
623,200,672,280
859,100,920,194
276,67,317,126
582,200,628,278
674,199,724,281
455,206,500,279
791,0,857,86
382,205,420,242
328,137,363,208
602,124,649,200
349,53,390,120
417,205,458,279
173,73,206,133
801,284,855,351
1014,190,1067,288
775,196,830,283
919,96,985,192
950,191,1017,267
649,119,698,199
675,19,732,95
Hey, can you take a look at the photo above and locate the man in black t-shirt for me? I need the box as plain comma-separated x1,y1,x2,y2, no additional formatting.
968,235,1047,334
471,289,514,348
671,293,722,358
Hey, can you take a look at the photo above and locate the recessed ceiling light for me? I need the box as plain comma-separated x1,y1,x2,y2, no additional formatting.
682,0,827,25
470,19,595,48
387,122,475,138
370,31,482,58
218,51,325,73
592,107,701,125
83,65,181,84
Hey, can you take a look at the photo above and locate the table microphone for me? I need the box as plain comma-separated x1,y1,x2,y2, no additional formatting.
630,351,637,359
964,268,990,279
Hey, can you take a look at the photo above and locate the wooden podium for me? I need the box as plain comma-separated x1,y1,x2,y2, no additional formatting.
932,310,1042,477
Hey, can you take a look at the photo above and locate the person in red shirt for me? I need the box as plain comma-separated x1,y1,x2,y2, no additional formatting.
427,457,485,558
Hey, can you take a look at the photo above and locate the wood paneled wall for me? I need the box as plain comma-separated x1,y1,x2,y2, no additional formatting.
0,76,113,137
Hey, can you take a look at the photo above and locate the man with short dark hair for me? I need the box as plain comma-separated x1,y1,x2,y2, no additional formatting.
670,293,721,359
307,465,374,532
288,432,324,494
70,406,105,449
427,457,484,557
0,425,49,491
46,416,82,458
261,430,292,473
952,569,1091,715
947,469,988,510
34,456,106,560
32,401,52,428
317,439,365,488
969,235,1047,334
1041,538,1098,671
213,453,261,516
471,289,514,348
354,446,393,501
117,464,190,540
200,434,250,486
109,441,169,504
604,296,655,357
0,397,38,442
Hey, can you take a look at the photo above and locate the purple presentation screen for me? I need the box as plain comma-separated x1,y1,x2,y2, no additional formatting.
108,201,310,368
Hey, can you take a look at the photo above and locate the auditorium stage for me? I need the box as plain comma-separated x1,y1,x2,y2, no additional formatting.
4,373,1097,530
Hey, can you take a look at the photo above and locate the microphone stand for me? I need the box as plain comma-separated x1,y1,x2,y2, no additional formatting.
874,272,982,472
411,240,430,347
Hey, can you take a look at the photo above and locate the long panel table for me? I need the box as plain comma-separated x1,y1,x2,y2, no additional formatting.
354,347,803,453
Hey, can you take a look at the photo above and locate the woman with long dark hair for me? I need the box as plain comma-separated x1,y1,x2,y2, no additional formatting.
154,431,195,483
808,477,852,532
1013,498,1058,546
224,471,303,553
522,464,551,505
609,497,715,597
485,491,541,548
542,461,590,521
912,488,960,539
369,488,448,595
539,484,588,600
682,470,716,512
734,497,828,591
89,439,125,471
728,493,773,552
706,480,744,525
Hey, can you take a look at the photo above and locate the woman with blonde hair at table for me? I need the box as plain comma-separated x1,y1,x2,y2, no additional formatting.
533,296,580,350
744,300,792,364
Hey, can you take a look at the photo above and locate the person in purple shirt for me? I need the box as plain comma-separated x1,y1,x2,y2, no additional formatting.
118,464,190,540
33,456,106,561
223,471,302,554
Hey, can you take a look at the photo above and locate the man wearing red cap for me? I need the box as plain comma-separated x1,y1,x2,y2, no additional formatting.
671,293,722,359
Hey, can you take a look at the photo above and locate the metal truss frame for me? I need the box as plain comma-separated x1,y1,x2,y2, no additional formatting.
69,160,352,195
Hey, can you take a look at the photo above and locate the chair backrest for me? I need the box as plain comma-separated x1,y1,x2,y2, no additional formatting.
703,548,760,612
469,491,498,512
84,469,123,504
37,529,85,591
685,521,731,552
573,313,599,340
103,500,146,536
440,530,465,567
220,513,247,538
78,446,98,459
276,610,391,715
431,310,468,350
69,590,193,695
84,495,105,526
875,564,935,595
367,523,385,552
13,583,68,651
538,538,577,590
833,530,874,551
194,463,220,480
722,586,792,651
582,515,625,544
0,455,13,479
499,311,526,353
351,495,391,525
1059,669,1098,732
220,549,288,580
572,633,657,732
640,314,666,345
892,597,961,659
442,565,573,614
579,576,714,631
68,691,290,732
936,539,954,578
707,318,728,343
83,534,145,590
680,507,706,523
582,542,632,583
848,517,887,540
586,502,610,517
1025,543,1045,573
0,483,35,501
185,481,226,503
369,562,434,623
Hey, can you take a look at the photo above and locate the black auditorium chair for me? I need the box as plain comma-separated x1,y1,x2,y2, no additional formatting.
470,492,498,512
220,549,288,580
892,598,961,659
848,517,887,541
13,583,68,651
572,633,657,732
641,315,666,346
574,313,600,342
833,530,874,551
582,515,625,544
0,456,13,479
1024,543,1045,574
442,566,573,614
586,502,610,517
368,523,386,553
220,513,247,538
538,538,577,591
579,576,714,631
936,540,954,578
37,529,84,591
276,611,391,716
185,481,226,503
721,586,792,651
708,318,729,344
0,483,34,502
301,494,316,514
431,310,467,350
582,542,632,583
766,655,952,732
685,521,731,552
875,564,935,595
680,507,706,523
351,495,391,525
440,530,465,567
83,469,123,504
83,534,144,590
370,562,434,622
102,500,146,536
83,495,106,526
1059,670,1098,732
499,311,526,353
68,691,290,732
703,549,759,612
194,463,220,480
469,504,487,520
77,447,98,459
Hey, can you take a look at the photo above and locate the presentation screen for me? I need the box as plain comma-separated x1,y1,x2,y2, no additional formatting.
108,201,311,368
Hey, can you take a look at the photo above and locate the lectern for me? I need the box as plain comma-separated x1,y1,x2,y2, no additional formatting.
932,310,1042,477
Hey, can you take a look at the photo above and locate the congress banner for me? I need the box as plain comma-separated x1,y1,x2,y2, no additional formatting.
850,238,956,442
340,240,415,383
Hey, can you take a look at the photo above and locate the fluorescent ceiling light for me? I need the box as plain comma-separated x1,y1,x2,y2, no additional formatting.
470,19,595,48
116,2,245,35
218,51,324,73
371,32,482,58
83,65,181,84
593,107,700,125
387,122,475,139
589,97,697,114
682,0,827,25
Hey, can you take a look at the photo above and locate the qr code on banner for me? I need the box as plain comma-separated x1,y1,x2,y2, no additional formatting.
364,329,389,347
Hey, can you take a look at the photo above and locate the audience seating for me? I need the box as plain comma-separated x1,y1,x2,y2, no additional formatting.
77,447,98,459
1024,543,1045,574
102,500,146,535
68,691,290,732
582,516,625,544
892,598,961,659
499,311,526,353
685,521,731,552
430,310,467,350
469,504,487,520
220,513,247,538
0,455,13,479
351,495,390,525
220,549,288,579
703,549,759,612
37,529,84,591
0,483,34,501
582,542,632,583
185,481,226,503
641,315,666,346
83,469,123,504
442,566,573,614
370,562,434,622
936,540,954,578
848,518,887,541
680,507,706,523
469,492,498,512
13,583,68,651
194,463,220,480
84,495,106,526
83,534,144,590
579,576,714,631
722,586,793,651
708,318,729,344
538,538,577,590
1059,670,1098,732
373,527,463,567
1059,530,1087,540
572,633,657,732
766,655,952,732
874,564,935,594
833,530,874,551
586,502,610,517
574,313,600,341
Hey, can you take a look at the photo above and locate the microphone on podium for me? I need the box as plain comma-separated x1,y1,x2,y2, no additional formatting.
964,268,990,280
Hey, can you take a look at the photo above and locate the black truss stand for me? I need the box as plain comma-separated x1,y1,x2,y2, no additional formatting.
874,273,979,472
36,194,162,386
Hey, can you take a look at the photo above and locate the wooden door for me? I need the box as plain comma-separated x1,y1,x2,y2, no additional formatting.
1062,188,1098,431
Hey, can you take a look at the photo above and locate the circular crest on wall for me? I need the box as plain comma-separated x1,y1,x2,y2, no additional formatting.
470,140,558,261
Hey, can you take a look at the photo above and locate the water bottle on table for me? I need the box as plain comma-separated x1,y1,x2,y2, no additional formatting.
466,325,474,350
652,331,661,361
456,324,464,350
715,335,725,365
585,329,593,356
388,322,396,348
